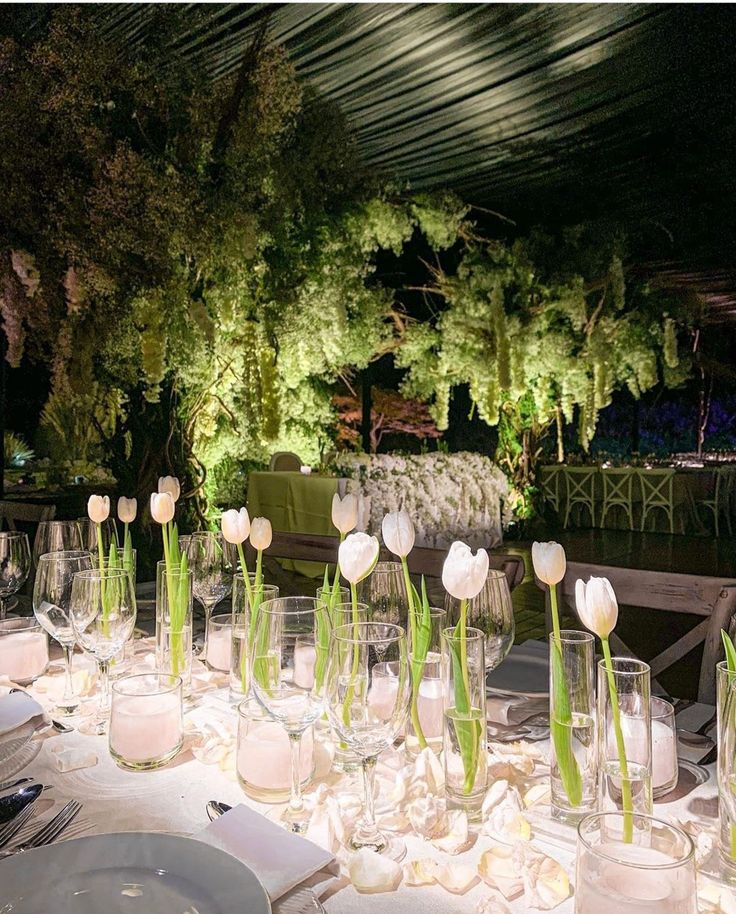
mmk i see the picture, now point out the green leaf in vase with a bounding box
[448,634,481,795]
[550,636,582,807]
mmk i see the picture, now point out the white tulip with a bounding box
[575,576,619,639]
[531,541,566,587]
[250,517,273,551]
[158,475,181,503]
[117,496,137,524]
[331,493,358,535]
[382,509,415,558]
[87,494,110,524]
[150,492,175,525]
[442,541,489,601]
[221,507,251,545]
[338,532,380,585]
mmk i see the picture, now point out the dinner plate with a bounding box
[0,832,272,914]
[486,641,549,697]
[0,719,35,767]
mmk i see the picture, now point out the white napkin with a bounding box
[0,690,45,736]
[198,804,338,901]
[487,694,548,726]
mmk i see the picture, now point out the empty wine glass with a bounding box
[185,531,233,665]
[251,597,330,834]
[70,567,136,734]
[0,532,31,619]
[357,562,408,626]
[77,517,118,556]
[33,521,84,568]
[445,568,514,670]
[33,550,93,715]
[326,621,410,859]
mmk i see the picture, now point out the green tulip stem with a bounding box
[95,522,109,634]
[601,636,633,843]
[342,583,361,727]
[401,555,427,750]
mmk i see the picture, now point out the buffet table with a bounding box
[4,642,729,914]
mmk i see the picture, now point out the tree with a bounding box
[334,388,442,452]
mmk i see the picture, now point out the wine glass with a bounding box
[76,517,119,556]
[357,562,408,626]
[326,621,410,859]
[445,568,514,670]
[251,597,330,834]
[33,550,93,715]
[185,531,233,666]
[0,532,31,619]
[33,521,84,568]
[70,567,136,734]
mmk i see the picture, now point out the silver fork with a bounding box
[0,804,35,848]
[0,800,82,858]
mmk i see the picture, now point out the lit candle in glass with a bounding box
[0,618,48,684]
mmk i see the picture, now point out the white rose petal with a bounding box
[348,848,402,894]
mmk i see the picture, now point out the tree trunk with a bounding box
[555,405,564,464]
[361,368,372,453]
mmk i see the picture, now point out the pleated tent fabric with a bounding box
[8,2,736,314]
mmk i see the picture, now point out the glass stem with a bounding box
[288,732,304,813]
[98,659,111,713]
[62,644,76,703]
[360,755,379,836]
[202,603,213,660]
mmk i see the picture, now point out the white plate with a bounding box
[486,642,549,697]
[0,832,272,914]
[0,718,35,766]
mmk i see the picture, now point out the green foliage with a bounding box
[4,431,34,467]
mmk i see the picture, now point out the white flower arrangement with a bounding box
[335,451,511,549]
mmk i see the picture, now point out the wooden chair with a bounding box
[269,452,302,472]
[539,465,564,519]
[0,500,55,533]
[599,467,635,530]
[699,467,736,537]
[563,467,598,528]
[637,468,675,534]
[537,559,736,703]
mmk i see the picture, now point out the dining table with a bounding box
[1,636,730,914]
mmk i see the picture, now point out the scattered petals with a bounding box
[348,848,402,894]
[523,783,551,808]
[515,843,570,910]
[699,881,736,914]
[476,896,514,914]
[408,795,447,838]
[432,809,474,855]
[478,846,523,899]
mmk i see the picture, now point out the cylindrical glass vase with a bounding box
[236,695,315,802]
[441,626,487,816]
[155,561,193,689]
[549,630,597,824]
[597,657,652,818]
[109,673,183,770]
[0,617,49,685]
[405,606,446,759]
[206,613,232,673]
[228,578,279,702]
[717,660,736,872]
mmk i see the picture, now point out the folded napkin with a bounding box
[199,804,338,901]
[487,694,548,727]
[0,689,45,736]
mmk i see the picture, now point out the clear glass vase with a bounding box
[441,626,487,816]
[597,657,652,818]
[405,606,446,759]
[717,660,736,873]
[155,561,193,689]
[549,630,597,824]
[227,577,279,703]
[109,673,183,770]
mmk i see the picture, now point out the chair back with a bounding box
[0,500,56,534]
[637,468,674,506]
[269,452,302,472]
[539,465,563,514]
[600,467,634,502]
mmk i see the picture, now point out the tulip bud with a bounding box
[441,541,489,601]
[221,507,250,545]
[87,494,110,524]
[158,475,181,503]
[331,493,358,535]
[531,541,566,587]
[575,576,619,639]
[150,492,175,525]
[250,517,272,552]
[382,509,415,558]
[338,532,380,585]
[117,496,137,524]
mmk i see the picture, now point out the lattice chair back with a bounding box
[700,467,736,537]
[637,468,675,534]
[599,467,635,530]
[563,466,598,528]
[269,452,302,472]
[539,465,564,518]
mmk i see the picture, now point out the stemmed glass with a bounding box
[33,521,84,567]
[445,568,515,670]
[357,562,408,626]
[251,597,330,834]
[185,531,233,665]
[326,621,410,859]
[77,517,118,556]
[33,550,93,715]
[0,531,31,619]
[70,567,136,734]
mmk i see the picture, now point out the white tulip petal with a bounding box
[221,507,250,545]
[531,541,566,587]
[478,846,524,899]
[407,795,447,839]
[523,783,551,808]
[410,746,445,796]
[348,848,402,894]
[434,863,478,895]
[382,509,415,558]
[442,541,489,600]
[482,778,510,816]
[698,881,736,914]
[403,859,439,887]
[249,517,272,551]
[482,789,531,843]
[431,809,473,855]
[338,532,380,584]
[87,494,110,523]
[332,493,359,535]
[158,475,181,502]
[514,843,570,910]
[575,575,618,639]
[117,496,137,524]
[149,492,175,525]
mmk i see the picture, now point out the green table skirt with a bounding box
[247,471,338,578]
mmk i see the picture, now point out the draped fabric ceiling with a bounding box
[15,3,736,318]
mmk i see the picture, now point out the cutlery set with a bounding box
[0,778,83,858]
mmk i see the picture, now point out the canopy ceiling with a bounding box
[10,3,736,318]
